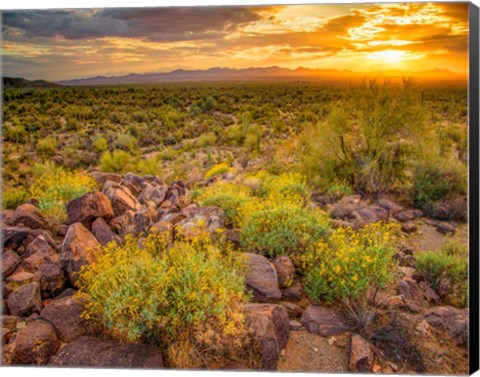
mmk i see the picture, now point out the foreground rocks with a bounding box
[425,306,468,346]
[14,319,59,365]
[66,191,114,225]
[301,305,350,337]
[245,253,282,302]
[349,334,374,372]
[50,336,164,368]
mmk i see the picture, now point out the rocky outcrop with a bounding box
[66,191,114,225]
[102,181,141,216]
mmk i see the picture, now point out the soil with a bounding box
[407,220,468,253]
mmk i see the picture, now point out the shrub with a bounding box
[115,134,138,152]
[196,132,217,148]
[324,180,353,202]
[37,137,58,156]
[99,149,133,174]
[76,229,250,368]
[3,123,27,143]
[304,222,399,303]
[93,137,108,153]
[240,206,329,261]
[415,239,467,308]
[202,194,247,228]
[204,163,231,180]
[2,186,29,209]
[29,167,97,226]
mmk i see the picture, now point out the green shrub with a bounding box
[415,240,467,308]
[240,206,329,261]
[99,149,133,174]
[325,181,354,201]
[115,134,138,152]
[77,229,249,368]
[3,123,27,143]
[2,186,29,209]
[93,137,108,153]
[304,222,399,303]
[37,137,58,156]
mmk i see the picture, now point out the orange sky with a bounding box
[1,2,469,80]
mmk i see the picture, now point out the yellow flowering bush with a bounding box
[76,227,250,367]
[304,222,400,303]
[29,167,97,225]
[204,162,231,180]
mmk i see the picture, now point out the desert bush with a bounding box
[115,134,138,152]
[3,123,27,143]
[324,180,353,202]
[196,132,217,148]
[76,229,249,368]
[37,136,58,156]
[99,149,134,174]
[29,167,97,225]
[415,239,467,308]
[93,136,108,153]
[304,222,399,303]
[204,163,231,180]
[2,186,29,209]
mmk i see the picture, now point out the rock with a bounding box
[402,222,417,234]
[60,223,99,286]
[92,217,121,245]
[34,263,65,298]
[7,271,35,285]
[431,198,467,222]
[289,320,303,331]
[11,203,49,230]
[25,234,57,258]
[245,253,281,302]
[178,205,225,233]
[102,180,141,216]
[13,319,59,365]
[396,280,426,312]
[279,301,303,318]
[331,219,357,229]
[2,209,15,226]
[149,221,174,240]
[272,256,295,288]
[301,305,350,337]
[243,303,290,370]
[226,229,241,247]
[40,295,87,342]
[435,222,456,235]
[50,336,164,368]
[377,198,404,215]
[414,320,432,337]
[66,191,114,225]
[22,244,60,271]
[2,250,21,277]
[281,281,303,302]
[2,226,56,251]
[159,212,186,225]
[133,206,156,235]
[330,202,359,221]
[425,306,468,346]
[91,171,122,185]
[394,210,418,223]
[349,334,373,372]
[109,210,136,237]
[138,184,168,207]
[7,282,42,316]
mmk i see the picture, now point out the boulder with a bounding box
[138,184,168,207]
[301,305,350,337]
[25,235,57,258]
[2,226,56,251]
[133,206,156,235]
[22,245,60,271]
[394,210,419,223]
[245,253,282,302]
[272,256,295,288]
[7,282,42,316]
[280,281,303,302]
[40,295,87,342]
[13,319,59,365]
[102,180,141,216]
[7,271,35,285]
[66,191,114,225]
[50,336,164,368]
[91,171,122,185]
[377,198,404,215]
[349,334,374,372]
[1,209,15,226]
[109,210,136,237]
[91,217,121,245]
[243,303,290,370]
[60,223,99,286]
[34,263,66,298]
[11,203,48,230]
[2,250,21,277]
[425,306,468,346]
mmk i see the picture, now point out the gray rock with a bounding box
[7,282,42,316]
[301,305,350,336]
[245,253,282,302]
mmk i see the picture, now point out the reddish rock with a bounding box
[2,250,21,277]
[138,184,168,207]
[402,222,417,234]
[60,223,99,286]
[289,320,303,331]
[301,305,350,336]
[91,171,122,185]
[40,295,87,342]
[280,281,303,302]
[25,235,57,258]
[34,263,65,298]
[102,180,141,216]
[272,256,295,288]
[2,226,56,251]
[278,301,303,318]
[7,271,35,285]
[245,253,282,302]
[425,306,468,346]
[2,209,15,226]
[50,336,164,368]
[133,206,156,235]
[109,210,136,237]
[243,303,290,370]
[13,319,59,365]
[22,245,60,271]
[11,203,49,230]
[435,222,456,235]
[66,191,114,225]
[91,217,121,245]
[7,282,42,316]
[377,198,404,215]
[349,334,374,372]
[394,210,419,223]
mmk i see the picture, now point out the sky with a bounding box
[1,1,470,81]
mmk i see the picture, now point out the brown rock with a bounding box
[377,198,404,215]
[11,203,49,230]
[281,281,303,302]
[289,320,303,331]
[22,245,60,271]
[138,184,168,207]
[2,226,56,251]
[178,205,225,233]
[2,250,21,277]
[13,319,59,365]
[394,210,418,223]
[279,301,303,318]
[25,234,57,258]
[109,210,136,237]
[402,222,417,234]
[34,263,65,298]
[102,180,141,216]
[50,336,164,368]
[7,282,42,316]
[243,303,290,370]
[245,253,281,302]
[425,306,468,346]
[301,305,350,336]
[349,334,373,372]
[40,295,87,342]
[66,191,114,225]
[272,256,295,288]
[92,217,121,245]
[60,223,99,286]
[91,171,122,185]
[7,271,35,285]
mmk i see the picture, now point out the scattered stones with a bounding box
[2,250,21,277]
[243,303,290,370]
[301,305,350,337]
[349,334,373,372]
[60,223,100,286]
[245,253,282,302]
[40,295,87,342]
[66,191,114,225]
[7,282,42,317]
[91,217,121,245]
[425,306,468,346]
[11,203,49,230]
[50,336,164,368]
[13,319,59,365]
[272,256,295,288]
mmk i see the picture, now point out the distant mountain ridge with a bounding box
[3,77,62,88]
[56,66,467,86]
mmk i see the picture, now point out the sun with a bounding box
[367,50,407,64]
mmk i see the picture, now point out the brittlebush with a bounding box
[304,222,400,303]
[76,227,250,368]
